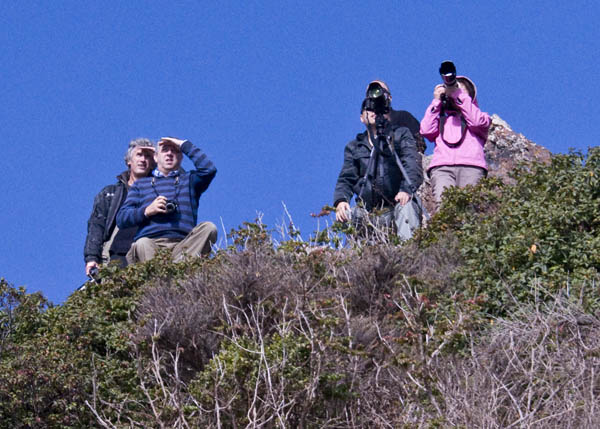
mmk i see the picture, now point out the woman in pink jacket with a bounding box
[420,75,491,211]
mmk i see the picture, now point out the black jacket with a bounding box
[390,109,426,153]
[333,126,423,211]
[83,172,129,263]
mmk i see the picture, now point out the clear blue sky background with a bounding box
[1,2,598,304]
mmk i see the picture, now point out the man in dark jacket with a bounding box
[84,138,155,276]
[116,137,217,263]
[334,82,423,238]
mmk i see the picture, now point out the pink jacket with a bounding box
[420,86,490,173]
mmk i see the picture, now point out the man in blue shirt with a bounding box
[116,137,217,263]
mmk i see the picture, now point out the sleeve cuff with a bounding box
[136,206,148,223]
[429,99,442,112]
[181,140,193,153]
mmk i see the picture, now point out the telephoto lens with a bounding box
[439,61,457,87]
[367,84,385,99]
[364,82,390,115]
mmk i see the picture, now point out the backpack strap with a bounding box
[358,133,397,209]
[387,131,431,221]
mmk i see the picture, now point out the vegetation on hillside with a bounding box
[2,149,600,428]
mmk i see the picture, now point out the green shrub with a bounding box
[421,148,600,315]
[4,149,600,426]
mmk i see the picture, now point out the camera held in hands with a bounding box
[363,82,391,116]
[165,199,179,214]
[439,60,457,111]
[89,266,99,279]
[439,61,457,87]
[363,82,392,138]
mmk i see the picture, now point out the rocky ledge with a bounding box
[418,114,552,215]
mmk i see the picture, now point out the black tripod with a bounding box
[358,111,429,221]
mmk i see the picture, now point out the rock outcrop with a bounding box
[418,114,552,215]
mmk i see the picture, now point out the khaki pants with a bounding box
[101,226,121,264]
[431,165,485,211]
[126,222,218,264]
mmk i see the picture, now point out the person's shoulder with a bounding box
[390,109,420,130]
[390,109,418,122]
[91,182,120,207]
[97,171,130,193]
[96,182,119,196]
[393,126,419,152]
[392,125,413,138]
[130,176,153,190]
[134,176,153,184]
[346,131,367,148]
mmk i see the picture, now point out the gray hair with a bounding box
[124,138,154,166]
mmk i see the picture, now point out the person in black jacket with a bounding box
[333,82,423,238]
[83,138,155,276]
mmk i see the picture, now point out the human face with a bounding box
[154,143,183,174]
[128,147,154,178]
[360,109,391,127]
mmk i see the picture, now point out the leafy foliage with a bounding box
[421,148,600,315]
[0,253,206,427]
[2,149,600,427]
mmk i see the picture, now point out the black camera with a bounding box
[165,200,179,214]
[363,82,390,116]
[89,266,99,279]
[439,61,457,87]
[439,61,458,111]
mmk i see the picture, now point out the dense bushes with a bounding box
[0,255,206,427]
[2,149,600,427]
[85,234,478,427]
[423,148,600,316]
[435,296,600,428]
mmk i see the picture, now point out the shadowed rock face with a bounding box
[418,114,553,215]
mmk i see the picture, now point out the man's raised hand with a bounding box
[159,137,185,147]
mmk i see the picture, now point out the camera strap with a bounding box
[386,133,431,222]
[439,113,467,147]
[357,134,396,209]
[151,175,181,203]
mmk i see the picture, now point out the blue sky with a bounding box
[1,1,598,304]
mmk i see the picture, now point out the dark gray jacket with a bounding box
[390,109,426,153]
[83,172,129,263]
[333,126,423,211]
